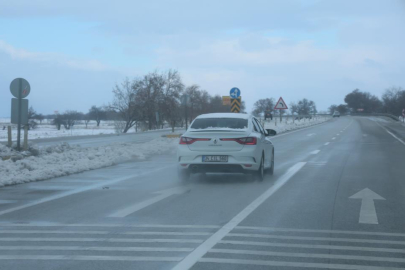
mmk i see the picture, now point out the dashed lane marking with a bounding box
[324,142,330,146]
[310,150,320,155]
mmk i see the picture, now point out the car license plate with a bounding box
[202,155,228,162]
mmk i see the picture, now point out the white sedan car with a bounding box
[177,113,276,181]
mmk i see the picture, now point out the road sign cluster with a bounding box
[229,88,241,113]
[9,78,31,151]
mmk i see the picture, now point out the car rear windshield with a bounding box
[190,118,248,130]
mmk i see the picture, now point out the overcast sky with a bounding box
[1,0,405,117]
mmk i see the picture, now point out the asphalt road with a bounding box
[1,116,405,270]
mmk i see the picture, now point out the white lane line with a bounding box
[310,150,320,155]
[109,187,188,218]
[332,137,336,140]
[0,224,220,229]
[0,246,193,252]
[370,119,405,146]
[0,255,182,262]
[172,162,306,270]
[324,142,330,146]
[386,130,405,146]
[337,134,340,136]
[226,233,405,245]
[0,230,210,236]
[235,226,405,237]
[199,258,404,270]
[220,240,405,254]
[0,238,203,243]
[0,165,174,217]
[209,249,405,263]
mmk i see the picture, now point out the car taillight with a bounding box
[220,137,257,145]
[179,137,210,144]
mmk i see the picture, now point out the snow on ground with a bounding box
[262,115,331,134]
[0,115,332,188]
[0,137,178,187]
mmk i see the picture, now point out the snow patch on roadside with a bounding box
[0,138,178,187]
[263,116,331,134]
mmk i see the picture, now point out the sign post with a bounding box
[402,109,405,123]
[274,97,288,122]
[230,88,241,113]
[10,78,30,151]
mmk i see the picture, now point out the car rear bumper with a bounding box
[180,164,251,174]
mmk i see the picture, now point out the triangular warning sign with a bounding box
[274,97,288,110]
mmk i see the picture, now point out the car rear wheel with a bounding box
[268,151,274,175]
[256,156,265,181]
[178,168,190,181]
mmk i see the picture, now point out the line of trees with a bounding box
[252,98,317,117]
[109,70,246,133]
[329,87,405,116]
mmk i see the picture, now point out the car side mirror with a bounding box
[266,129,277,136]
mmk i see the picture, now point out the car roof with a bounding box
[195,113,251,120]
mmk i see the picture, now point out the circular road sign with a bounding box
[230,87,241,98]
[10,78,31,99]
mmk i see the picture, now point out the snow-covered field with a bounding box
[262,115,331,134]
[0,137,178,187]
[0,119,137,141]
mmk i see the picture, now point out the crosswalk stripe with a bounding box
[199,258,405,270]
[219,240,405,254]
[209,248,405,263]
[0,246,193,252]
[235,226,405,237]
[0,223,220,229]
[227,233,405,245]
[0,230,210,236]
[0,255,182,262]
[0,237,203,243]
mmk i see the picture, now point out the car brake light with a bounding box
[220,137,257,145]
[179,137,210,144]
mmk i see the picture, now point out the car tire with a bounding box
[256,155,265,181]
[268,150,274,176]
[178,168,190,181]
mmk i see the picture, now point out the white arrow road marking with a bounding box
[307,133,316,137]
[350,188,385,224]
[110,187,189,218]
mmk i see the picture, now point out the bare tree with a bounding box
[160,70,184,132]
[109,78,140,133]
[88,106,106,127]
[252,98,275,117]
[61,111,82,130]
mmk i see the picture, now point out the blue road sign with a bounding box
[230,87,241,98]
